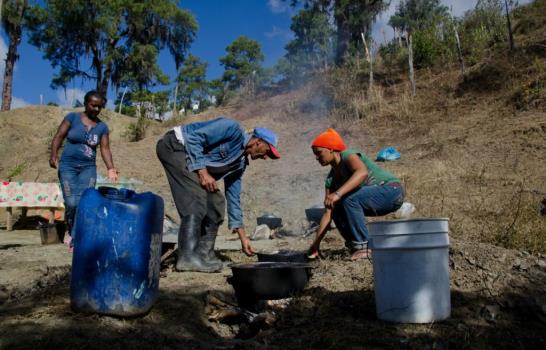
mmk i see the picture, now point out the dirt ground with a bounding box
[1,227,546,350]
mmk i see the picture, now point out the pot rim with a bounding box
[257,249,306,256]
[229,262,312,269]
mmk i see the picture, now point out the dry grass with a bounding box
[319,25,546,253]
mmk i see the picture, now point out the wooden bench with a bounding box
[1,182,64,231]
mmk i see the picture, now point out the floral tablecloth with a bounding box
[0,181,64,208]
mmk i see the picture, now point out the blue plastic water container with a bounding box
[70,186,164,317]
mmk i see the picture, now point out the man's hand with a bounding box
[197,168,218,192]
[234,228,255,256]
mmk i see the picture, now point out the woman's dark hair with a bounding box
[84,90,106,105]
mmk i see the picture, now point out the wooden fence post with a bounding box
[361,32,374,95]
[453,21,465,75]
[406,31,416,96]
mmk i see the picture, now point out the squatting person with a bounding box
[308,128,404,260]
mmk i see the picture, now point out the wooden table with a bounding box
[0,182,64,230]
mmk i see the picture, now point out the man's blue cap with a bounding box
[253,127,280,159]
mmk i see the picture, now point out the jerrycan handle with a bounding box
[98,186,135,201]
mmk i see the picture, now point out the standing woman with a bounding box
[49,90,118,247]
[308,128,404,260]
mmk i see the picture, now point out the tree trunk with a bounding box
[406,31,416,96]
[503,0,515,51]
[334,0,350,66]
[2,0,27,111]
[98,63,112,98]
[394,27,403,48]
[361,32,373,95]
[172,84,178,117]
[118,86,128,114]
[2,32,19,111]
[101,68,112,98]
[452,20,465,75]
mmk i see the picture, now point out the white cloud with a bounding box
[57,88,86,108]
[268,0,291,14]
[265,25,293,40]
[10,96,31,109]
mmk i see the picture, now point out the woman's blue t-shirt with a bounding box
[60,112,109,166]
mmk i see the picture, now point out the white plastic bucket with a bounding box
[369,218,450,323]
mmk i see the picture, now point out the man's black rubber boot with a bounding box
[176,215,222,273]
[196,221,224,270]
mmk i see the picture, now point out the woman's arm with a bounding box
[308,188,334,258]
[100,133,118,182]
[49,119,71,169]
[324,154,368,209]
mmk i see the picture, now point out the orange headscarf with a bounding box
[311,128,347,151]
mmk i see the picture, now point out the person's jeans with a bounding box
[332,184,404,251]
[58,163,97,239]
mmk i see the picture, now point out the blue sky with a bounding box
[0,0,531,109]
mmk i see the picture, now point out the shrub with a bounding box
[6,162,27,181]
[123,116,150,142]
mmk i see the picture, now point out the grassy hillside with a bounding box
[0,0,544,254]
[319,0,546,253]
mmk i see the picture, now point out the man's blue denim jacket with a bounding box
[182,117,250,229]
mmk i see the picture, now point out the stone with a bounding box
[250,224,271,241]
[481,304,501,322]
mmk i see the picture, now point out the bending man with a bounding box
[157,117,280,272]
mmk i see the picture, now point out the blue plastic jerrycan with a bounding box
[70,187,164,317]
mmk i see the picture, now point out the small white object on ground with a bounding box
[394,202,416,219]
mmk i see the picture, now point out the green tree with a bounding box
[388,0,451,70]
[459,0,506,64]
[116,89,170,119]
[388,0,448,33]
[293,0,390,64]
[26,0,197,97]
[1,0,28,111]
[220,36,264,91]
[207,78,227,106]
[116,44,169,91]
[175,54,208,113]
[280,8,334,83]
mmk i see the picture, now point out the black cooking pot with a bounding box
[257,249,309,263]
[305,206,325,224]
[256,214,282,229]
[228,262,312,306]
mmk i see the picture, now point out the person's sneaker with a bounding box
[350,249,371,261]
